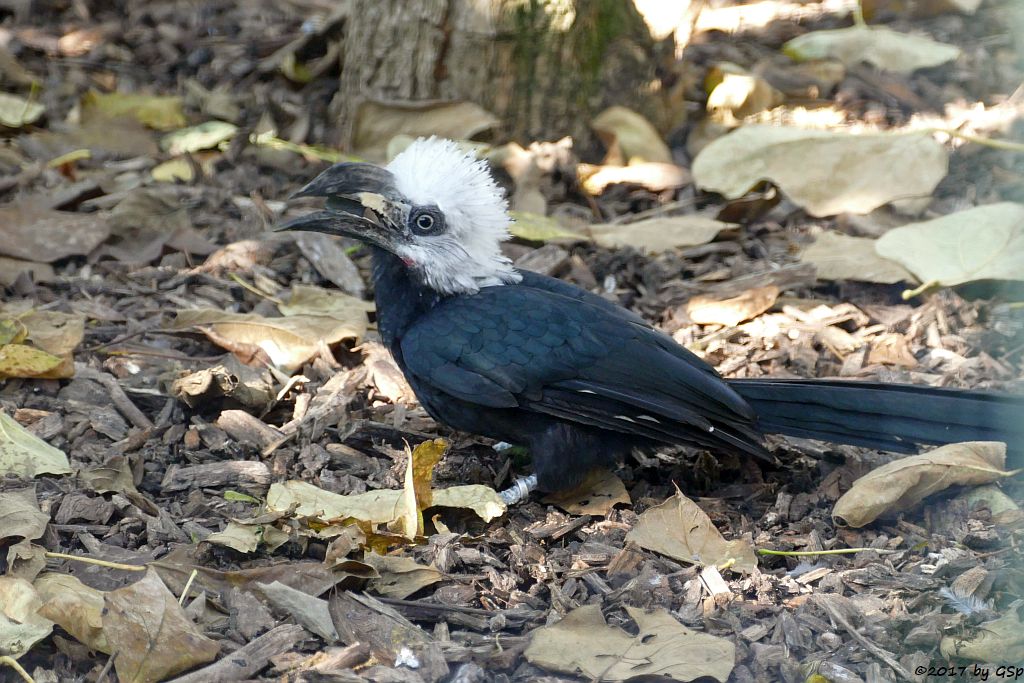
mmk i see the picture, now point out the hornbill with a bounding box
[280,137,1023,503]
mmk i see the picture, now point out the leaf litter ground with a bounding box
[0,1,1023,682]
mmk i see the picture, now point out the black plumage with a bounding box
[280,147,1024,494]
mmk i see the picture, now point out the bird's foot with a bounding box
[498,474,537,505]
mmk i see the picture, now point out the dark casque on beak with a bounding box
[277,162,408,251]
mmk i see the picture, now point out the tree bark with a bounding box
[333,0,677,151]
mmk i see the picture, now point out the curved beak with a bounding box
[277,162,408,251]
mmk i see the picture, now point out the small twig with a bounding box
[45,551,147,572]
[758,547,897,557]
[73,363,154,430]
[179,569,199,606]
[814,594,915,680]
[901,279,940,301]
[929,127,1024,153]
[0,656,34,683]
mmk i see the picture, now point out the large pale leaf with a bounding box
[785,26,960,74]
[0,577,52,659]
[171,307,367,373]
[278,283,375,319]
[874,203,1024,286]
[0,412,72,477]
[940,610,1024,665]
[525,604,734,682]
[509,211,585,243]
[800,232,914,284]
[833,442,1014,528]
[625,489,757,572]
[267,480,505,524]
[590,215,735,253]
[364,553,443,599]
[693,125,947,217]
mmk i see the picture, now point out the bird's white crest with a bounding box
[386,137,521,295]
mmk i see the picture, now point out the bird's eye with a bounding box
[409,207,444,236]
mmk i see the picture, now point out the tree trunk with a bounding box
[333,0,680,153]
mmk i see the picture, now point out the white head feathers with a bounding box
[386,137,521,295]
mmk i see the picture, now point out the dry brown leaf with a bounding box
[543,469,630,516]
[589,215,735,253]
[0,256,54,286]
[81,90,186,130]
[0,200,110,262]
[278,283,375,319]
[592,105,672,164]
[800,232,914,284]
[693,126,947,217]
[364,553,443,599]
[170,356,276,411]
[687,286,779,326]
[580,162,690,194]
[102,568,220,683]
[625,489,757,573]
[525,604,735,682]
[833,442,1014,528]
[352,100,498,162]
[35,572,109,653]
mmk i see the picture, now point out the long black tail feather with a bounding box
[727,378,1024,458]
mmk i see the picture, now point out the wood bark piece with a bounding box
[216,409,284,450]
[167,624,307,683]
[161,461,271,493]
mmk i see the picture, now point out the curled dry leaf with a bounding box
[0,412,72,477]
[705,63,784,123]
[590,215,735,253]
[686,285,779,327]
[205,521,290,554]
[525,604,735,682]
[800,231,914,284]
[103,569,220,682]
[833,442,1014,528]
[35,572,109,653]
[591,105,673,164]
[170,356,277,411]
[0,487,49,545]
[543,469,630,516]
[784,26,960,74]
[693,125,948,217]
[875,203,1024,287]
[364,553,443,599]
[625,489,758,573]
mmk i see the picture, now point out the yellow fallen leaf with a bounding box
[590,215,735,253]
[0,92,44,128]
[592,105,672,164]
[687,286,779,327]
[81,90,186,130]
[543,469,630,516]
[0,344,63,379]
